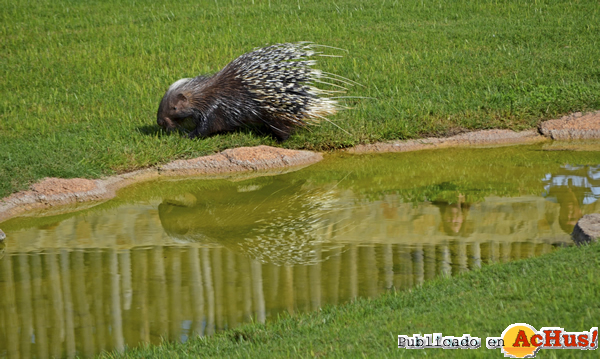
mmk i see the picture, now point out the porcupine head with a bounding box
[156,78,197,134]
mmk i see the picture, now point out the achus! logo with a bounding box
[486,323,598,358]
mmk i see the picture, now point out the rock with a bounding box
[572,214,600,245]
[0,229,5,242]
[347,129,545,153]
[539,111,600,140]
[159,145,322,176]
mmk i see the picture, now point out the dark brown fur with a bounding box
[157,65,295,141]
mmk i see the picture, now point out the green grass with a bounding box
[99,242,600,358]
[2,0,600,198]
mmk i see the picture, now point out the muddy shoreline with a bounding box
[1,111,599,223]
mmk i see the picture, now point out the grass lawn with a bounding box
[1,0,600,198]
[99,242,600,358]
[3,2,599,357]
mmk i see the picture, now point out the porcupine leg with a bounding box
[188,127,202,139]
[188,115,204,139]
[265,118,292,142]
[272,128,291,142]
[188,110,213,139]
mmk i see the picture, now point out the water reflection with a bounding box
[433,196,473,237]
[1,146,599,358]
[542,165,600,233]
[158,177,344,265]
[0,241,562,358]
[0,194,580,358]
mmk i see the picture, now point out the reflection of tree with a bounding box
[0,241,564,357]
[433,201,473,237]
[432,193,475,238]
[542,165,600,234]
[376,182,479,238]
[158,177,341,265]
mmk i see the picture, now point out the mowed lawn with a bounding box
[2,0,600,197]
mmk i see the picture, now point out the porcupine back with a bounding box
[229,43,340,126]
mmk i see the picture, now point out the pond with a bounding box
[1,144,599,358]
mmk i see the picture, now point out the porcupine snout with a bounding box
[156,95,178,130]
[157,115,177,130]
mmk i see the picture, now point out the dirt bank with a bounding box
[1,111,599,223]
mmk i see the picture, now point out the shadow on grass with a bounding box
[136,125,188,138]
[136,122,283,144]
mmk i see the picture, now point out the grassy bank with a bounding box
[99,242,600,358]
[2,0,600,197]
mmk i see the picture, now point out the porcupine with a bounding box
[156,42,349,141]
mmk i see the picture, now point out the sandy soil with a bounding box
[1,111,599,224]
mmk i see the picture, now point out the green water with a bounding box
[1,144,599,358]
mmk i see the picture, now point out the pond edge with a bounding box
[1,111,599,223]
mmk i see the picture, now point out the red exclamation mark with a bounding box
[592,330,598,348]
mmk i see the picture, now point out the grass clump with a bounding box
[2,0,600,197]
[100,242,600,358]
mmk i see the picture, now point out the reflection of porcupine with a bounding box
[157,177,344,265]
[157,43,351,141]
